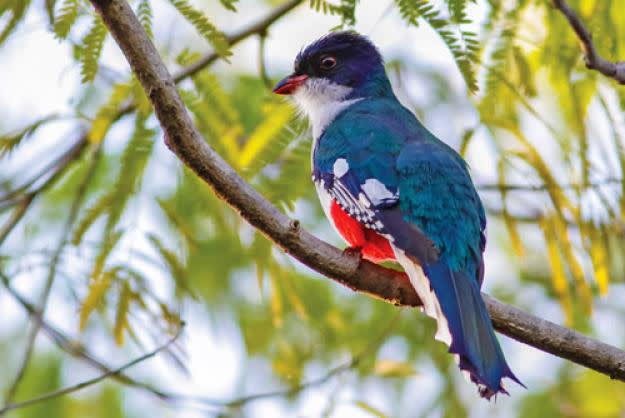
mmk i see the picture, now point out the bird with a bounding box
[272,31,522,399]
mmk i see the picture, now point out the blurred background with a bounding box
[1,0,625,417]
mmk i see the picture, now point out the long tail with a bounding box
[393,246,522,399]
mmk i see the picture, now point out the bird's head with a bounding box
[273,31,391,110]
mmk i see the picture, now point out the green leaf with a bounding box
[169,0,231,59]
[136,0,154,39]
[88,82,133,143]
[148,234,195,297]
[113,282,132,345]
[0,115,59,158]
[80,269,113,331]
[395,0,479,92]
[53,0,79,39]
[309,0,357,27]
[73,116,155,244]
[78,14,108,83]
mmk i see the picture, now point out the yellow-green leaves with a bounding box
[78,14,108,83]
[53,0,78,39]
[80,232,122,331]
[113,282,132,345]
[238,103,293,175]
[540,216,573,324]
[88,82,133,144]
[0,115,58,158]
[373,359,417,378]
[588,224,610,295]
[169,0,231,59]
[80,269,115,331]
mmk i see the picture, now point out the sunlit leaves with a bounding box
[238,103,294,176]
[168,0,231,59]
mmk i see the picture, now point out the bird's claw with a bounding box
[343,246,363,261]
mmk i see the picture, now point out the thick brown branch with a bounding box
[553,0,625,84]
[89,0,625,383]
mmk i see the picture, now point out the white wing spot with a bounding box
[362,178,397,206]
[333,158,349,178]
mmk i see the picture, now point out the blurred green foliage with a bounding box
[2,0,625,417]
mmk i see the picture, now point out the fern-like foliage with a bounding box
[136,0,154,39]
[395,0,479,92]
[309,0,358,27]
[169,0,231,59]
[78,14,108,83]
[444,0,471,23]
[53,0,79,39]
[0,0,32,45]
[73,116,155,245]
[148,234,194,297]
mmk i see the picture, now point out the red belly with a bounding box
[329,200,396,263]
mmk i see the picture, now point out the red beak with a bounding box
[273,74,308,95]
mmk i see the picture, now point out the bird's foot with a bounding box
[343,246,363,261]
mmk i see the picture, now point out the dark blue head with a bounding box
[273,31,390,99]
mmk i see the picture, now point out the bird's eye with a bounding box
[320,56,337,70]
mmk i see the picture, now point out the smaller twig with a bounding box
[257,32,273,90]
[4,143,103,404]
[0,194,34,247]
[552,0,625,84]
[225,312,399,409]
[0,136,88,210]
[0,326,183,416]
[477,177,622,192]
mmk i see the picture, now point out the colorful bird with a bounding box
[273,31,522,399]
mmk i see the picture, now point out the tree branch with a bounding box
[553,0,625,84]
[89,0,625,383]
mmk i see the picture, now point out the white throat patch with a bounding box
[292,77,361,139]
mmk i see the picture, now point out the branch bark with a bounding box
[553,0,625,84]
[89,0,625,383]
